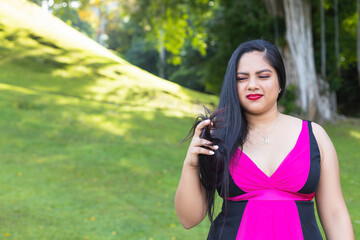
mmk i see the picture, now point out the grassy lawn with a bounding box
[323,118,360,237]
[0,2,215,239]
[0,85,211,239]
[0,1,358,239]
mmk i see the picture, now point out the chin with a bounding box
[243,108,264,115]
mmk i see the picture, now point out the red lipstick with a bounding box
[246,94,263,100]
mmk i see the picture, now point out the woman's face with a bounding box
[236,51,280,115]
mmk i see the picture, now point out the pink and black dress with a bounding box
[207,121,323,240]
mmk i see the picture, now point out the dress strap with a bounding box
[297,120,321,194]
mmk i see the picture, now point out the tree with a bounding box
[320,0,326,79]
[204,0,275,93]
[334,0,340,76]
[127,0,211,79]
[28,0,42,6]
[357,0,360,88]
[283,0,332,120]
[35,0,95,38]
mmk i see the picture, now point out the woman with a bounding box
[174,39,354,239]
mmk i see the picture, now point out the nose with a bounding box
[247,76,259,91]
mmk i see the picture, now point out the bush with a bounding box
[278,84,303,115]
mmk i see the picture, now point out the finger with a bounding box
[210,145,219,150]
[195,138,213,147]
[200,144,219,150]
[194,119,211,137]
[194,146,215,155]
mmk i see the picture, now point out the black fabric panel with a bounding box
[298,121,321,194]
[295,201,323,239]
[217,170,247,198]
[228,172,247,197]
[207,200,248,240]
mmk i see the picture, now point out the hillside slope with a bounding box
[0,0,218,116]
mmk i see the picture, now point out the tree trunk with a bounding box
[283,0,332,121]
[274,7,279,46]
[158,30,167,79]
[320,0,326,79]
[357,0,360,88]
[334,0,340,76]
[41,0,50,12]
[95,5,106,46]
[332,0,339,113]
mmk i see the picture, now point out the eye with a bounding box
[236,76,247,81]
[259,75,270,79]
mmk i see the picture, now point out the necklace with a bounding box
[250,115,279,145]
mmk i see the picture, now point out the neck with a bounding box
[245,106,280,130]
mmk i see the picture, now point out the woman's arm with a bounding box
[175,119,217,229]
[312,122,355,239]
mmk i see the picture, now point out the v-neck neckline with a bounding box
[239,121,305,179]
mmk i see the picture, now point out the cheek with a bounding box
[264,80,280,95]
[236,83,243,97]
[236,83,247,103]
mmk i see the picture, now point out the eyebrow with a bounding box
[236,69,273,75]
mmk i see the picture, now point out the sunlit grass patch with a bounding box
[349,130,360,140]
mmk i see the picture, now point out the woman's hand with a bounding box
[184,119,219,168]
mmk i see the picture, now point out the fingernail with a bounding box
[209,150,214,155]
[213,145,219,150]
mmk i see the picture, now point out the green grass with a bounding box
[0,1,358,239]
[322,118,360,237]
[0,86,212,239]
[0,1,215,239]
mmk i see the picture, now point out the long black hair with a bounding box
[184,39,287,231]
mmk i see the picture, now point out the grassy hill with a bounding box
[0,1,217,239]
[0,0,218,115]
[0,0,358,239]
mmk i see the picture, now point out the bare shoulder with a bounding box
[277,114,304,141]
[280,113,303,128]
[280,115,335,156]
[310,122,332,145]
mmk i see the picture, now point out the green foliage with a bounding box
[51,3,95,38]
[336,62,360,117]
[202,0,276,94]
[167,40,209,92]
[125,38,160,76]
[128,0,212,66]
[28,0,42,6]
[311,0,359,116]
[169,64,205,92]
[278,84,303,116]
[105,13,133,53]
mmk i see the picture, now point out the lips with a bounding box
[246,94,263,100]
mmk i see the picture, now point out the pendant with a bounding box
[263,137,270,144]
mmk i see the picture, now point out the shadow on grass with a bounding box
[0,24,218,114]
[0,27,120,90]
[0,86,202,239]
